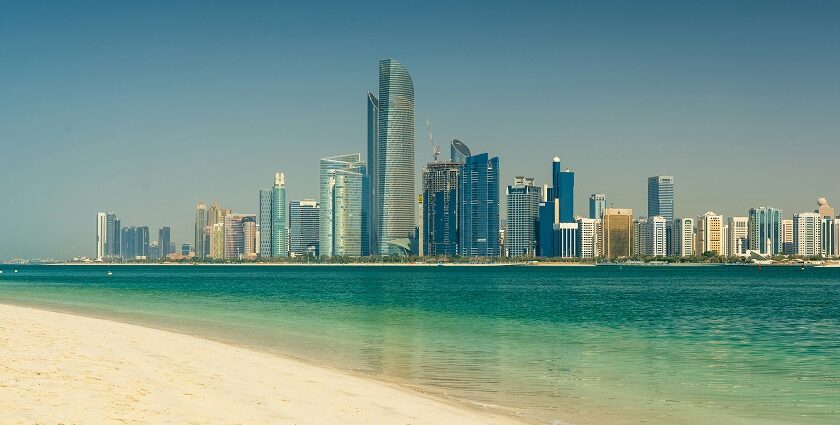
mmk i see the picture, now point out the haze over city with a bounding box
[2,1,839,259]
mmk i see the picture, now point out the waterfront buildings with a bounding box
[181,243,191,256]
[589,194,606,220]
[242,216,257,258]
[748,207,783,255]
[576,217,599,258]
[674,217,695,257]
[120,226,150,260]
[223,214,257,259]
[816,197,836,218]
[647,176,674,221]
[505,177,541,256]
[194,203,207,258]
[366,92,379,255]
[458,153,500,257]
[728,216,749,257]
[602,208,633,259]
[289,199,320,256]
[782,219,794,255]
[158,227,171,258]
[537,157,575,257]
[422,162,461,256]
[374,59,415,255]
[271,173,287,257]
[451,139,471,164]
[647,216,668,257]
[696,212,723,255]
[554,223,578,258]
[105,213,120,259]
[96,212,107,260]
[632,217,648,256]
[793,212,821,256]
[209,223,225,259]
[320,154,369,257]
[259,189,272,257]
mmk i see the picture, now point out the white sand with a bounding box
[0,304,527,424]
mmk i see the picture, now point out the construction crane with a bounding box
[425,119,440,162]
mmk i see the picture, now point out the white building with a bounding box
[793,212,822,256]
[674,217,695,257]
[576,217,599,258]
[633,217,648,256]
[728,216,749,257]
[96,212,107,261]
[647,216,668,257]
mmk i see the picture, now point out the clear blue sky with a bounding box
[1,1,839,259]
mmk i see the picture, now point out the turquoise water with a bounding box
[0,265,838,424]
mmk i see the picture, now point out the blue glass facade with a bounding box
[422,162,460,256]
[648,176,675,221]
[537,157,576,257]
[748,207,783,254]
[458,153,500,256]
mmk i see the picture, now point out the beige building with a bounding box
[602,208,633,259]
[695,212,723,255]
[728,216,749,257]
[209,223,225,259]
[817,197,836,218]
[781,219,794,254]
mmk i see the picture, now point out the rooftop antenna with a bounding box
[425,119,440,162]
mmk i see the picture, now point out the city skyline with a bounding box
[3,1,840,259]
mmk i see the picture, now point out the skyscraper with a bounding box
[320,154,369,257]
[422,162,461,256]
[242,216,257,259]
[96,212,106,260]
[271,173,287,257]
[376,59,415,255]
[366,92,380,255]
[647,216,668,257]
[458,153,500,257]
[451,139,471,164]
[728,216,749,257]
[589,194,606,220]
[748,207,783,255]
[781,219,794,254]
[674,217,695,257]
[554,223,578,258]
[576,217,599,258]
[505,177,541,256]
[224,214,256,259]
[289,199,320,256]
[259,189,272,258]
[793,212,821,256]
[194,202,207,258]
[105,213,120,259]
[632,217,648,256]
[602,208,633,259]
[158,227,171,258]
[696,212,723,255]
[647,176,674,221]
[537,157,575,256]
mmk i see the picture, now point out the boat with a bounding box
[107,271,113,276]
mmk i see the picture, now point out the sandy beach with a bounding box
[0,304,527,424]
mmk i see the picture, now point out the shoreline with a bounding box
[0,303,532,424]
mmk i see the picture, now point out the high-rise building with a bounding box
[181,243,191,257]
[105,213,120,258]
[554,223,578,258]
[589,194,606,220]
[242,216,257,259]
[832,220,840,258]
[674,217,695,257]
[259,189,272,258]
[647,176,674,221]
[205,201,224,258]
[576,217,599,258]
[647,216,668,257]
[451,139,471,164]
[271,173,287,257]
[537,157,575,256]
[119,226,149,260]
[458,153,500,257]
[781,219,794,255]
[505,177,541,256]
[223,214,257,259]
[194,202,207,258]
[422,162,461,256]
[209,223,225,259]
[633,217,649,256]
[289,199,320,256]
[96,212,107,260]
[602,208,633,259]
[816,197,836,218]
[375,59,415,255]
[696,212,723,255]
[793,212,821,257]
[728,216,749,257]
[821,218,835,258]
[366,92,380,255]
[748,207,783,255]
[158,227,171,258]
[320,154,369,257]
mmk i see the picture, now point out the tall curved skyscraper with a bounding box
[376,59,415,254]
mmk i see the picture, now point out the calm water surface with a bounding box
[0,265,838,424]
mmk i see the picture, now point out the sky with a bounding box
[1,1,839,259]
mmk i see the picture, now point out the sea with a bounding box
[0,264,838,424]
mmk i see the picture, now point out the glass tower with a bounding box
[647,176,675,221]
[194,202,206,258]
[506,177,541,256]
[271,173,287,257]
[259,189,272,257]
[289,199,320,256]
[422,162,461,256]
[589,194,606,220]
[458,153,500,257]
[748,207,783,254]
[320,154,369,257]
[376,59,415,255]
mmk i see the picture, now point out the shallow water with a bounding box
[1,265,838,424]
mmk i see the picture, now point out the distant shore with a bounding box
[0,304,528,425]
